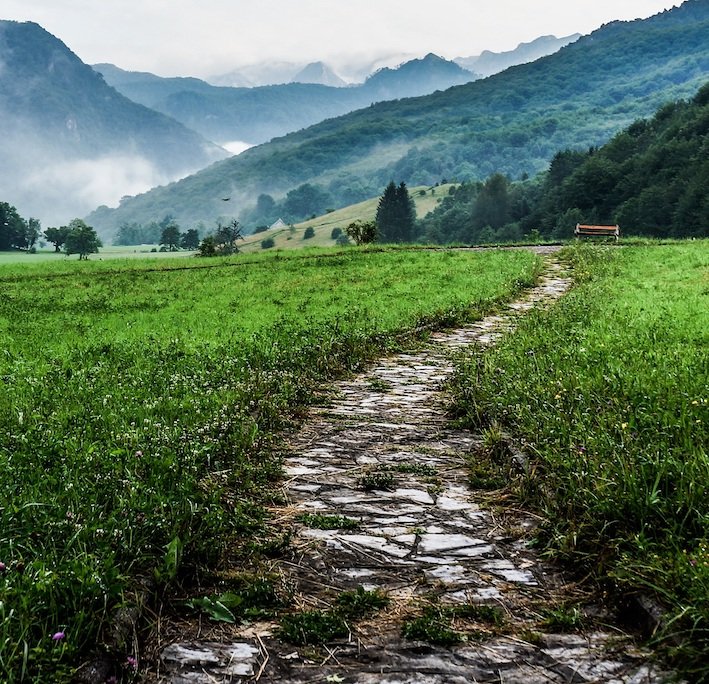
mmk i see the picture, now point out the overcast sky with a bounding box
[2,0,682,78]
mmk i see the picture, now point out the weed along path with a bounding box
[158,252,670,683]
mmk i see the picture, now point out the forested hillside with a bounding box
[419,81,709,242]
[0,21,227,224]
[88,0,709,238]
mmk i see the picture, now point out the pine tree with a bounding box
[376,181,416,243]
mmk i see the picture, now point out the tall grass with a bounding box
[0,247,539,680]
[451,242,708,678]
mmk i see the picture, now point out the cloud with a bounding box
[3,153,168,226]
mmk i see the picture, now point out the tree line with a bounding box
[0,205,102,259]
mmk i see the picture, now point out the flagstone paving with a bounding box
[158,252,673,683]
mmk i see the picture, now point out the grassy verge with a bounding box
[451,241,708,679]
[0,247,540,680]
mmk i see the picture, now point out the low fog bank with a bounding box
[1,151,170,229]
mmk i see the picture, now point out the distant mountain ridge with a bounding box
[94,38,577,150]
[88,0,709,237]
[95,54,478,145]
[0,20,227,224]
[455,34,581,76]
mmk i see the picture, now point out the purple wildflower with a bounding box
[52,631,66,641]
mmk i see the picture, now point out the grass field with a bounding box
[0,246,539,680]
[451,241,708,678]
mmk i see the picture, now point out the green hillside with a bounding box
[88,1,709,237]
[238,183,456,252]
[419,81,709,243]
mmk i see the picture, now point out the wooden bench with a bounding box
[575,223,620,240]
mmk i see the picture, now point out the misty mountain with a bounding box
[0,21,227,226]
[87,0,709,239]
[455,34,581,77]
[210,61,319,87]
[95,54,477,146]
[293,62,347,87]
[364,54,477,99]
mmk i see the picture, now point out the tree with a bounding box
[345,220,377,245]
[24,218,41,251]
[180,228,200,250]
[214,219,244,255]
[0,202,27,251]
[64,219,102,260]
[472,174,511,231]
[283,184,332,222]
[303,226,315,239]
[160,221,182,251]
[45,225,71,252]
[197,235,217,257]
[376,181,416,243]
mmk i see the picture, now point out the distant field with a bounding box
[0,245,195,264]
[239,183,457,252]
[452,241,709,676]
[0,246,538,680]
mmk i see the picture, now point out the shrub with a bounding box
[261,237,275,249]
[303,226,315,239]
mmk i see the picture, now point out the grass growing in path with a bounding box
[451,242,708,678]
[0,247,539,680]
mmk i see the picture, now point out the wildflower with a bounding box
[52,631,66,641]
[621,422,628,429]
[0,561,5,571]
[135,450,143,457]
[126,655,138,669]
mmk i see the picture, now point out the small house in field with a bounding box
[269,218,287,230]
[574,223,620,240]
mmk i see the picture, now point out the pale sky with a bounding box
[1,0,682,78]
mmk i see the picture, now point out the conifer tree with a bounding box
[376,181,416,243]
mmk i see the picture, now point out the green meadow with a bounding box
[0,247,539,680]
[451,241,708,677]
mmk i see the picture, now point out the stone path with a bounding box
[159,254,671,683]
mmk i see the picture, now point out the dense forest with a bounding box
[88,0,709,237]
[418,82,709,242]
